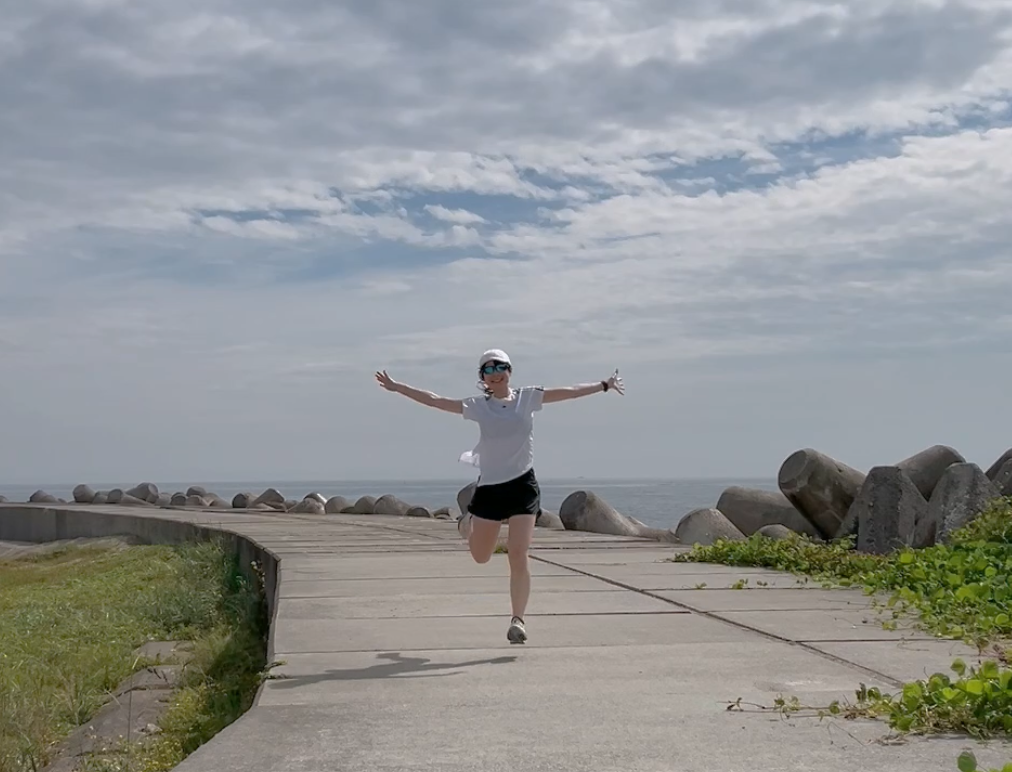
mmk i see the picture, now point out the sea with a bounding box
[0,477,780,531]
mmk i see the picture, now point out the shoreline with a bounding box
[5,443,1006,550]
[0,474,778,489]
[0,477,781,533]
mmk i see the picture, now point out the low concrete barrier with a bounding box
[0,504,280,696]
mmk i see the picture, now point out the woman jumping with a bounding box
[374,348,624,644]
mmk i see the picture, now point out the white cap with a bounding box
[479,349,511,368]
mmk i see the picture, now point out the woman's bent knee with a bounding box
[471,547,495,564]
[468,516,501,564]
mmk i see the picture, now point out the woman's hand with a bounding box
[605,369,624,395]
[542,369,626,404]
[375,370,401,392]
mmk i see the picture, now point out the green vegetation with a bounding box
[959,750,1012,772]
[672,497,1012,648]
[0,538,269,772]
[675,496,1012,748]
[755,656,1012,739]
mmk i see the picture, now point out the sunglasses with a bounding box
[480,362,510,375]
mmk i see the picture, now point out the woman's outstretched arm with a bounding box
[542,369,624,404]
[375,370,464,414]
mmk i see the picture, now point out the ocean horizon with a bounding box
[0,476,781,531]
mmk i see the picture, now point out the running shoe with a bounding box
[507,616,527,644]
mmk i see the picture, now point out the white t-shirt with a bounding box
[459,386,544,486]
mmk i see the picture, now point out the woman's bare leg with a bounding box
[462,513,501,564]
[506,514,536,627]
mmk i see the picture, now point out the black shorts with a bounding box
[467,467,542,522]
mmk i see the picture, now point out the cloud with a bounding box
[423,205,487,225]
[2,0,1012,491]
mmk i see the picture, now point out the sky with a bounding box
[2,0,1012,487]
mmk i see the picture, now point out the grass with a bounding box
[674,496,1012,752]
[0,538,269,772]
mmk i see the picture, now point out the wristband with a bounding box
[601,380,608,392]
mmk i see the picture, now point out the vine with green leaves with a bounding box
[958,750,1012,772]
[674,495,1012,762]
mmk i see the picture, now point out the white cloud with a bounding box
[424,205,487,225]
[1,0,1012,495]
[201,216,304,240]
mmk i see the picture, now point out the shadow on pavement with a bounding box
[268,652,518,686]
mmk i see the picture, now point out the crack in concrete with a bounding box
[530,553,907,689]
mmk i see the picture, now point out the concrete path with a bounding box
[7,506,1012,770]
